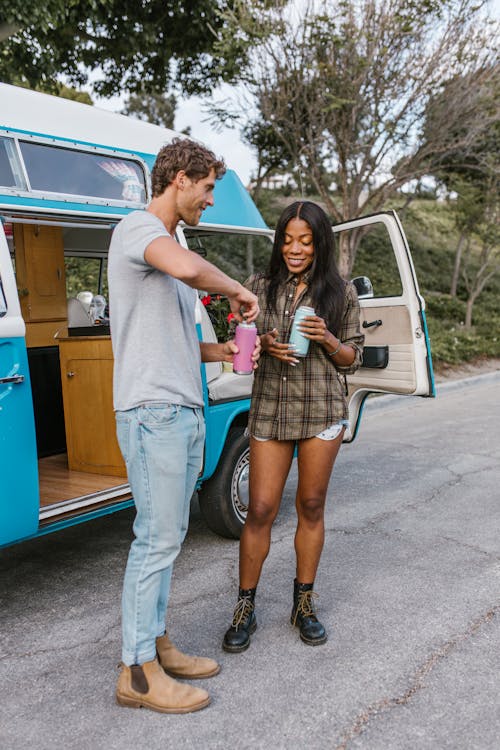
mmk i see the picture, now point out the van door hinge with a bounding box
[415,327,423,338]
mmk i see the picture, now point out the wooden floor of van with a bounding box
[38,454,128,506]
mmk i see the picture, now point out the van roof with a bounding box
[0,83,179,155]
[0,84,268,230]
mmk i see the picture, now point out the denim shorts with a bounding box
[250,419,349,442]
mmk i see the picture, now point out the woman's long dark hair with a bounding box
[266,201,346,335]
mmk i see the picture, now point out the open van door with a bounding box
[0,222,39,545]
[333,211,435,441]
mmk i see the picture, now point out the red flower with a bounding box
[201,295,212,306]
[227,312,236,322]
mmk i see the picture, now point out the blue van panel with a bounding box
[200,398,251,481]
[0,338,39,545]
[0,194,131,217]
[203,170,268,229]
[0,170,266,230]
[140,160,266,229]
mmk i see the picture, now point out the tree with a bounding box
[0,1,228,97]
[445,169,499,327]
[122,90,177,129]
[212,0,500,276]
[426,78,500,318]
[242,117,291,202]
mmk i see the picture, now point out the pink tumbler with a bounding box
[232,322,257,375]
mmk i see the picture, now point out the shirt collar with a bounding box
[285,268,313,286]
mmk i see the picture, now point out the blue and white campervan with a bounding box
[0,84,434,547]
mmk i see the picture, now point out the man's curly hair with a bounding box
[151,137,226,197]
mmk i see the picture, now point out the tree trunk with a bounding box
[337,227,364,279]
[450,232,465,297]
[464,295,475,328]
[246,235,254,276]
[337,232,352,279]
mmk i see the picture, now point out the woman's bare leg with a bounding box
[239,438,295,589]
[294,431,344,583]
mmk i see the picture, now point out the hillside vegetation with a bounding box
[255,191,500,368]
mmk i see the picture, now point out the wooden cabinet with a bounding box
[58,336,126,477]
[14,224,67,347]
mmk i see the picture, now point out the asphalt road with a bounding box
[1,373,499,750]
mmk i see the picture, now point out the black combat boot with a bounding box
[222,588,257,653]
[291,579,327,646]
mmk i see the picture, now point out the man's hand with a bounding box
[222,336,261,369]
[227,284,259,323]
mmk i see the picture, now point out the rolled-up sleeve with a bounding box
[334,282,364,374]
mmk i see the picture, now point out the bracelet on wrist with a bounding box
[329,339,342,357]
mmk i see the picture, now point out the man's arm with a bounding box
[145,235,259,322]
[200,338,261,367]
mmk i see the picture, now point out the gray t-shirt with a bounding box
[108,210,203,411]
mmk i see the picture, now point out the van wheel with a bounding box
[198,427,249,539]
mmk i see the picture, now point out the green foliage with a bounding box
[0,1,227,97]
[122,90,177,129]
[54,83,93,105]
[398,200,500,364]
[184,229,273,283]
[253,189,500,366]
[65,257,108,299]
[425,294,500,365]
[200,294,236,342]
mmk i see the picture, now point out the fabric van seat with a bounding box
[196,298,254,402]
[207,370,253,402]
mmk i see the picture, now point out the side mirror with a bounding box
[352,276,374,299]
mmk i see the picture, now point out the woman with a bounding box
[223,201,364,651]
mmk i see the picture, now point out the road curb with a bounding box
[364,369,500,415]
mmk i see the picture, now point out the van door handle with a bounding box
[0,374,25,384]
[362,319,382,329]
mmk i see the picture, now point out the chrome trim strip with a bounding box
[39,483,130,521]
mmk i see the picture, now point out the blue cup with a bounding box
[289,305,315,357]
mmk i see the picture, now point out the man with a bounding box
[108,138,260,714]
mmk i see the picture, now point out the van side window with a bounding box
[0,136,27,190]
[18,141,146,204]
[184,229,273,281]
[66,257,108,299]
[345,222,404,298]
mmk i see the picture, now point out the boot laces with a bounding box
[292,590,318,625]
[231,595,254,629]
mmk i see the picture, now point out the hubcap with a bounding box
[230,448,250,523]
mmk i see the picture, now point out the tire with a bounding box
[198,426,250,539]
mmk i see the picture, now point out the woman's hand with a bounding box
[222,336,262,370]
[261,328,299,366]
[298,315,335,347]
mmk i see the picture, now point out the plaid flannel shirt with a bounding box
[245,272,364,441]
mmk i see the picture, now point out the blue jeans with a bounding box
[115,403,205,666]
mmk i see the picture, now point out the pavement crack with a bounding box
[331,472,465,536]
[438,534,500,561]
[334,604,499,750]
[0,620,120,662]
